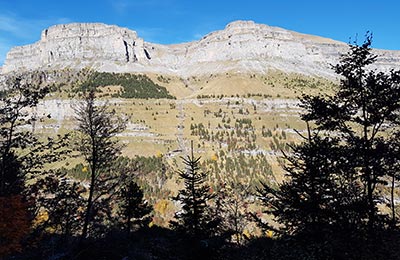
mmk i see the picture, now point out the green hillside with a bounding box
[77,72,176,99]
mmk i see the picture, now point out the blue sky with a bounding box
[0,0,399,65]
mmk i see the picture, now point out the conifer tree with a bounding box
[301,34,400,229]
[171,142,215,239]
[257,35,400,258]
[118,181,152,234]
[257,123,367,238]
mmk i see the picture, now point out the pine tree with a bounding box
[118,181,152,235]
[301,34,400,230]
[257,123,367,238]
[256,34,400,258]
[171,142,215,239]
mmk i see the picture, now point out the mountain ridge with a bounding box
[3,20,400,79]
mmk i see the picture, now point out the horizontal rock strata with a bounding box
[3,21,400,78]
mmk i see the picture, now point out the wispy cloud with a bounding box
[109,0,182,15]
[0,12,71,39]
[0,38,13,65]
[110,0,130,14]
[0,12,71,65]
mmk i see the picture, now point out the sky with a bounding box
[0,0,399,65]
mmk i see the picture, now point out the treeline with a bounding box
[255,35,400,259]
[76,72,175,99]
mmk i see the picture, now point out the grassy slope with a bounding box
[148,71,336,99]
[42,70,336,175]
[34,70,336,226]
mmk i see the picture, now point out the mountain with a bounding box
[3,20,400,78]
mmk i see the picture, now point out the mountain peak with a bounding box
[2,21,400,78]
[225,20,257,28]
[40,23,138,41]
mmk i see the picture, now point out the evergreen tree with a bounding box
[256,34,400,259]
[257,123,367,239]
[118,181,152,235]
[171,142,216,239]
[301,34,400,230]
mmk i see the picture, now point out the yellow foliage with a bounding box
[148,221,154,228]
[154,199,170,215]
[82,166,88,173]
[33,210,49,227]
[156,151,163,158]
[243,229,251,239]
[45,226,57,234]
[210,153,218,161]
[266,230,274,238]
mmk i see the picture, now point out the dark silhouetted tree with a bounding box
[74,90,126,239]
[171,142,216,239]
[257,123,367,240]
[118,180,152,235]
[0,76,69,257]
[30,173,86,238]
[386,133,400,226]
[0,77,48,196]
[301,34,400,230]
[256,34,400,259]
[216,181,252,244]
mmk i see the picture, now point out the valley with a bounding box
[31,71,333,178]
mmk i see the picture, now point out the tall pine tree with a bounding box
[301,34,400,230]
[257,34,400,259]
[171,141,216,239]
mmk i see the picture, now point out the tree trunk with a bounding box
[391,173,396,226]
[81,163,96,240]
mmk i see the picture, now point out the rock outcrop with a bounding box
[3,23,148,72]
[3,21,400,78]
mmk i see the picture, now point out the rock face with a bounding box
[3,23,148,72]
[3,21,400,78]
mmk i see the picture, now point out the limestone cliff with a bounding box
[3,21,400,78]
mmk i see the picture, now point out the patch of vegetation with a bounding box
[156,75,171,84]
[0,90,7,98]
[76,72,175,99]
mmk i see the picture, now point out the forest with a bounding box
[1,36,400,260]
[76,72,176,99]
